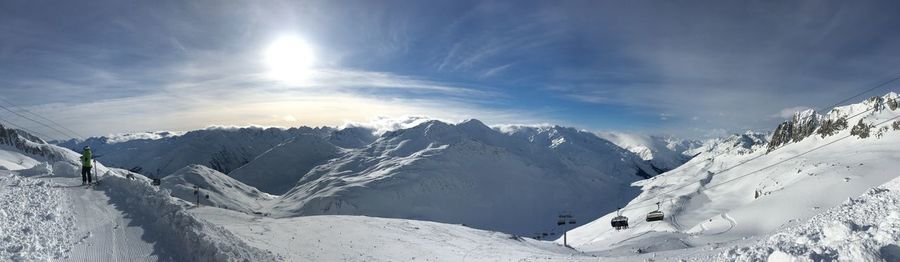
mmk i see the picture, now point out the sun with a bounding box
[264,35,316,83]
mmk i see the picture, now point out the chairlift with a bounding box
[610,208,629,230]
[559,211,575,225]
[645,202,664,222]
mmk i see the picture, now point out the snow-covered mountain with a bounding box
[55,126,341,177]
[562,92,900,260]
[54,119,667,235]
[268,120,657,235]
[162,165,275,213]
[683,131,770,158]
[596,132,702,172]
[228,134,344,194]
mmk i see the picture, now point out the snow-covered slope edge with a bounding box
[1,123,84,172]
[101,175,281,261]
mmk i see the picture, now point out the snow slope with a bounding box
[562,93,900,258]
[227,134,343,194]
[191,207,593,261]
[271,120,657,236]
[162,164,275,213]
[596,132,701,172]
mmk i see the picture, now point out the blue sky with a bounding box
[2,0,900,139]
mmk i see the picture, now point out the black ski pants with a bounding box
[82,166,92,183]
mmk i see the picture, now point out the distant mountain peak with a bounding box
[768,92,900,152]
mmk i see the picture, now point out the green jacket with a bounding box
[81,149,93,168]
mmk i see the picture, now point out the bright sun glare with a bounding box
[264,35,315,83]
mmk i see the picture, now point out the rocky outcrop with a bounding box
[816,116,849,138]
[850,119,873,138]
[893,120,900,131]
[767,109,821,152]
[767,93,899,152]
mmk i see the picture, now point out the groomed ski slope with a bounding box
[51,176,169,262]
[190,207,593,262]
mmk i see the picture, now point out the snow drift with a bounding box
[718,175,900,261]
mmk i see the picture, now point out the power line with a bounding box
[821,71,900,114]
[0,116,57,143]
[0,102,72,141]
[673,72,900,180]
[0,96,85,140]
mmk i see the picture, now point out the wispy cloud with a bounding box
[480,63,514,79]
[772,106,813,119]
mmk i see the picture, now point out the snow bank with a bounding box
[100,175,281,261]
[14,162,52,177]
[0,172,76,261]
[718,176,900,261]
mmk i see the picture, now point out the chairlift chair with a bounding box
[646,211,664,222]
[645,202,664,222]
[610,208,629,230]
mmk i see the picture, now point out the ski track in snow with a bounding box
[48,177,169,262]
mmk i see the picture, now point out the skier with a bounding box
[80,146,93,185]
